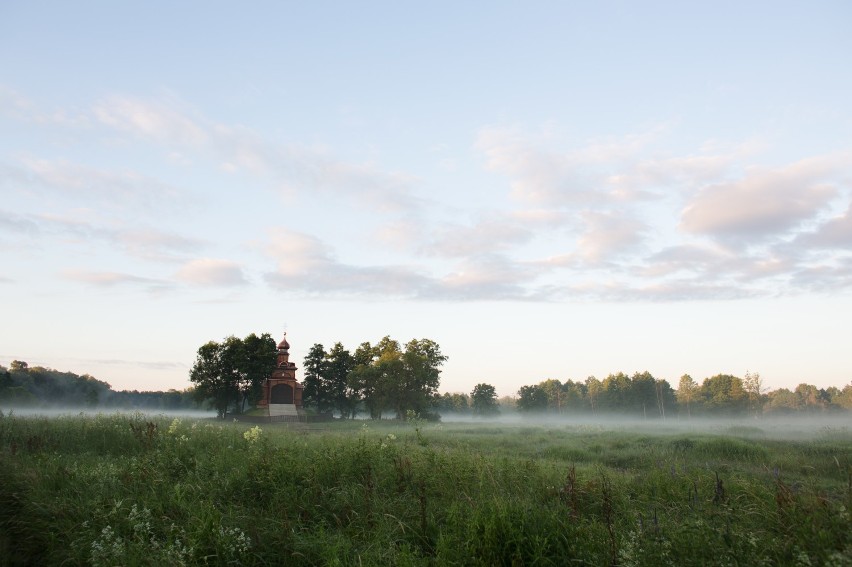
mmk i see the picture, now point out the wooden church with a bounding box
[255,333,306,421]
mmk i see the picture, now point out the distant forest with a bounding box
[437,372,852,418]
[0,360,197,410]
[3,358,850,418]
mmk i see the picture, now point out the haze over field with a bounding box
[1,2,851,395]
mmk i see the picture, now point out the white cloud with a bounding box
[794,201,852,250]
[576,211,647,263]
[425,216,535,258]
[62,270,166,287]
[175,258,247,287]
[2,158,185,213]
[475,125,680,205]
[680,155,846,243]
[91,95,423,214]
[93,95,208,146]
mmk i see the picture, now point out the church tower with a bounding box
[257,332,305,420]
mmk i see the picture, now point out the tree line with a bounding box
[493,371,852,417]
[0,360,197,410]
[302,337,446,420]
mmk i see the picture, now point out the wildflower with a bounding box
[167,418,181,435]
[243,426,262,444]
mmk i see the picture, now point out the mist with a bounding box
[434,411,851,440]
[0,405,216,420]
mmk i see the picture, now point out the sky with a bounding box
[1,1,850,396]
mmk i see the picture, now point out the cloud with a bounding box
[424,216,535,258]
[262,228,546,300]
[680,155,846,243]
[92,95,423,213]
[790,259,852,292]
[62,270,167,287]
[429,255,540,301]
[794,201,852,250]
[475,125,682,205]
[93,95,207,145]
[175,258,248,287]
[576,211,647,263]
[263,228,431,296]
[114,229,206,261]
[0,210,39,235]
[1,158,185,213]
[7,211,206,262]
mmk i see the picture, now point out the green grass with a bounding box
[1,412,850,566]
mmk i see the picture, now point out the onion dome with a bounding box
[277,333,290,350]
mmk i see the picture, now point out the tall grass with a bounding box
[1,411,850,565]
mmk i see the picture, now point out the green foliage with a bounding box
[1,414,850,565]
[470,383,499,416]
[517,384,548,412]
[188,333,277,419]
[0,362,112,407]
[307,336,446,421]
[511,372,851,419]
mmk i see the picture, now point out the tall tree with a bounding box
[677,374,699,418]
[699,374,749,415]
[399,338,446,419]
[586,376,602,414]
[239,333,277,411]
[189,333,278,418]
[351,341,380,418]
[471,383,499,416]
[743,371,765,416]
[189,341,234,419]
[302,343,331,413]
[517,384,548,412]
[327,342,357,418]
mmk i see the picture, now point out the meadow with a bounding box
[1,411,850,566]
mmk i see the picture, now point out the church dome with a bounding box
[277,333,290,350]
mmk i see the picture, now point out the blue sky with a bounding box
[1,1,850,395]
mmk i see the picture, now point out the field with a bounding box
[1,412,850,566]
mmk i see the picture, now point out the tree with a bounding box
[600,372,632,412]
[743,371,765,416]
[699,374,749,415]
[189,340,235,419]
[677,374,698,418]
[517,384,548,412]
[539,379,564,412]
[302,343,331,413]
[351,341,380,418]
[327,343,357,418]
[586,376,602,414]
[471,383,499,416]
[189,333,277,418]
[239,333,277,411]
[436,392,470,414]
[630,371,659,418]
[397,338,446,419]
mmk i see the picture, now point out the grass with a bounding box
[1,411,850,566]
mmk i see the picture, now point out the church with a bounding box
[255,333,306,421]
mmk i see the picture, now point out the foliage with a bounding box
[301,343,331,414]
[188,333,277,419]
[305,336,446,421]
[0,361,198,410]
[513,372,850,418]
[470,383,499,416]
[1,413,850,565]
[302,343,359,418]
[435,392,470,414]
